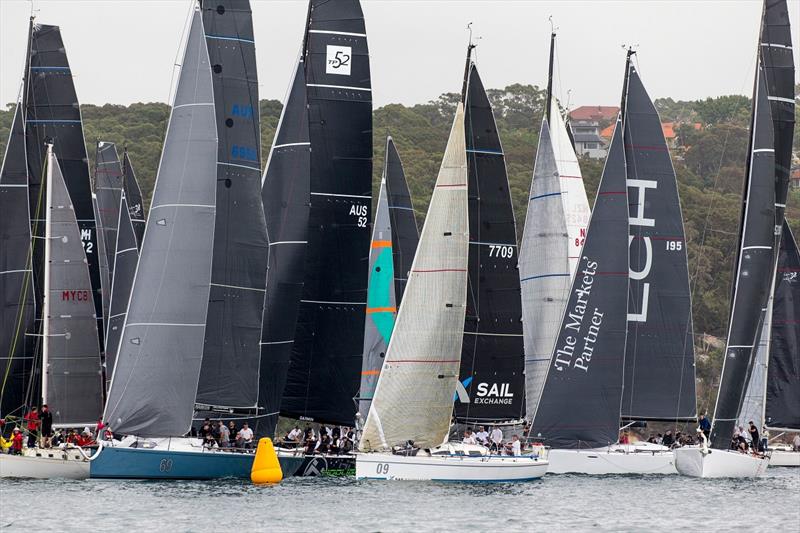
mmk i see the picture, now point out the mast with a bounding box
[360,104,468,452]
[545,30,555,124]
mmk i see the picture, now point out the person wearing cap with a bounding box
[11,428,24,455]
[24,407,39,448]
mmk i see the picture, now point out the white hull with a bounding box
[356,453,548,482]
[674,447,770,478]
[547,447,676,475]
[0,449,90,479]
[767,450,800,467]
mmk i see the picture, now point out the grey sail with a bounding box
[94,142,124,282]
[44,148,104,426]
[384,137,419,305]
[104,192,138,389]
[195,0,268,414]
[104,9,217,437]
[359,174,396,416]
[122,150,146,249]
[0,103,36,418]
[92,195,111,344]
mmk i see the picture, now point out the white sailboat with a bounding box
[356,103,547,482]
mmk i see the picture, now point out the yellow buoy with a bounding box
[250,437,283,484]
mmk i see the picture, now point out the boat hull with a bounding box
[0,449,89,479]
[295,454,356,477]
[89,446,304,479]
[547,448,677,475]
[673,447,770,478]
[769,450,800,467]
[355,453,548,482]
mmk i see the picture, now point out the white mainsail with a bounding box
[359,104,468,451]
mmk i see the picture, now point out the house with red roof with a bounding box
[569,106,620,123]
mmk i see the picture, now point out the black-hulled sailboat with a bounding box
[675,0,794,478]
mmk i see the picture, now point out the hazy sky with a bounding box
[1,0,799,109]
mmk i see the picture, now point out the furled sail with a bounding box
[521,32,590,421]
[122,150,146,249]
[104,192,138,389]
[709,62,776,450]
[254,58,311,439]
[384,137,419,305]
[43,146,104,426]
[0,103,36,418]
[359,174,396,417]
[456,62,526,423]
[765,221,799,430]
[104,9,217,437]
[531,118,629,450]
[359,104,468,451]
[281,0,372,426]
[621,57,696,421]
[23,22,103,353]
[195,0,269,414]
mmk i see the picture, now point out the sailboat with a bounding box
[531,50,693,475]
[455,54,526,426]
[520,30,591,420]
[1,143,104,479]
[674,0,794,478]
[356,103,547,482]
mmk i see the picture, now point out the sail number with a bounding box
[489,245,514,258]
[376,463,390,475]
[326,45,352,76]
[81,228,93,254]
[159,458,173,473]
[665,240,683,251]
[350,203,368,228]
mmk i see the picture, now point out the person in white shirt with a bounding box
[475,426,489,445]
[490,426,503,452]
[793,434,800,452]
[507,434,521,456]
[237,423,254,449]
[462,429,477,445]
[286,426,303,446]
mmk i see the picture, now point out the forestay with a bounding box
[104,9,217,437]
[360,105,468,451]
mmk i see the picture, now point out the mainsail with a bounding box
[710,62,776,450]
[104,192,138,389]
[360,104,468,451]
[620,56,696,421]
[0,103,36,418]
[23,21,103,354]
[104,8,217,437]
[456,62,526,423]
[384,137,419,305]
[92,195,110,340]
[521,32,590,421]
[765,222,799,430]
[195,0,269,414]
[359,173,396,417]
[531,118,629,449]
[122,150,146,249]
[43,145,104,426]
[94,142,124,282]
[256,58,311,439]
[281,0,372,426]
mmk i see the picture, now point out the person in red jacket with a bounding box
[11,428,24,455]
[24,407,40,448]
[76,430,95,448]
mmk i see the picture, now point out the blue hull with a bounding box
[90,446,304,480]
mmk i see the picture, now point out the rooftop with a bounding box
[569,105,620,122]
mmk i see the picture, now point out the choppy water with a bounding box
[1,468,798,531]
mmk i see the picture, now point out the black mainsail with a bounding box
[256,59,311,438]
[531,118,629,449]
[765,221,799,431]
[122,150,146,249]
[456,62,526,423]
[280,0,373,426]
[709,62,776,450]
[0,104,36,418]
[23,21,103,354]
[620,55,696,421]
[384,137,419,305]
[195,0,269,416]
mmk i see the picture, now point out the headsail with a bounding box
[255,58,311,439]
[43,146,104,426]
[104,9,217,437]
[94,142,124,282]
[531,117,629,450]
[122,150,146,249]
[359,173,396,417]
[456,63,526,423]
[765,221,799,430]
[195,0,269,415]
[281,0,372,426]
[360,104,468,451]
[621,56,696,421]
[0,103,36,418]
[384,137,419,305]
